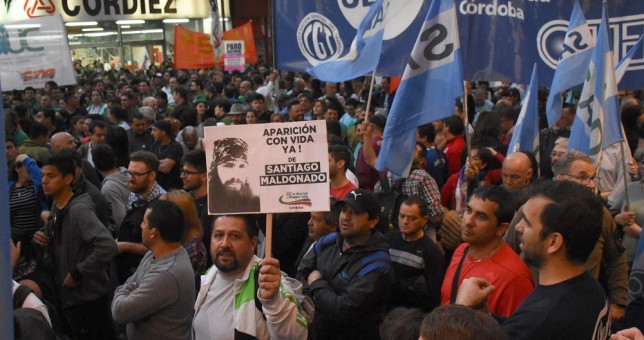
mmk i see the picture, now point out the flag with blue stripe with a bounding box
[376,0,463,178]
[508,63,539,158]
[545,1,595,127]
[0,79,14,339]
[616,35,643,85]
[568,6,622,166]
[306,0,387,82]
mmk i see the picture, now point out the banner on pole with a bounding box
[205,121,330,215]
[0,14,75,90]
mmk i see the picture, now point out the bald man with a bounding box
[502,152,533,191]
[50,132,103,189]
[50,132,77,152]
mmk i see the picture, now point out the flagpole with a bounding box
[463,81,472,157]
[365,69,377,124]
[603,0,631,209]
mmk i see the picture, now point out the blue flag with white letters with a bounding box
[568,6,622,165]
[508,63,539,158]
[616,35,643,85]
[545,1,595,127]
[306,0,387,82]
[376,0,463,178]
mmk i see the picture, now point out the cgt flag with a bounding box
[616,35,643,85]
[306,0,388,82]
[568,6,622,166]
[545,1,595,127]
[174,25,216,70]
[376,0,463,178]
[508,63,539,158]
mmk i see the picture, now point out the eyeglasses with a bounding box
[180,169,203,176]
[562,173,600,185]
[14,161,23,169]
[127,170,152,179]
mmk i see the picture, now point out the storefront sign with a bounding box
[1,0,210,23]
[0,15,76,90]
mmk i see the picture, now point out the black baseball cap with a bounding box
[336,189,381,219]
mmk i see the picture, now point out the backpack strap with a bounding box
[13,284,34,310]
[379,171,392,193]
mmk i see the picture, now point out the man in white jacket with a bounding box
[193,214,308,340]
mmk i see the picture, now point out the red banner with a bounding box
[174,24,216,70]
[173,22,258,69]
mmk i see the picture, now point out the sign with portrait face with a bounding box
[204,120,330,214]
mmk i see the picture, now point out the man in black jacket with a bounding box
[297,189,392,340]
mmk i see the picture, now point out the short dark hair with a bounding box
[89,119,107,135]
[92,144,116,172]
[420,305,507,340]
[42,151,76,179]
[442,115,464,136]
[28,123,49,139]
[129,150,159,173]
[110,106,129,122]
[379,307,424,340]
[528,180,603,264]
[182,149,207,173]
[147,200,184,243]
[470,185,515,225]
[401,196,429,217]
[328,145,352,172]
[40,109,57,124]
[417,123,436,143]
[155,91,168,100]
[174,86,188,101]
[287,99,301,112]
[213,214,258,239]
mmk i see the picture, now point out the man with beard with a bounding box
[456,181,612,339]
[208,138,260,214]
[192,215,308,339]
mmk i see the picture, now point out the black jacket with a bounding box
[297,231,392,340]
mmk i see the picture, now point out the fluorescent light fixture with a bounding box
[121,29,163,35]
[82,27,104,32]
[220,17,229,22]
[65,21,98,27]
[121,25,131,29]
[163,18,189,23]
[69,41,81,45]
[4,24,40,29]
[116,20,145,25]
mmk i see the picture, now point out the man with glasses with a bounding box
[181,149,214,262]
[506,150,628,322]
[115,151,166,284]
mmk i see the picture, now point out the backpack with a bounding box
[376,172,407,234]
[426,147,448,190]
[13,284,56,340]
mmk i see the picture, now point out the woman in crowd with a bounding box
[159,190,207,288]
[87,90,109,117]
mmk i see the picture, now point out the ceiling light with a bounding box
[65,21,98,27]
[116,20,145,25]
[163,19,189,23]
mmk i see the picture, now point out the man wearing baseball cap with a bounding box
[297,189,392,340]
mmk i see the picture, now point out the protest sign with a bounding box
[205,120,330,215]
[224,40,245,72]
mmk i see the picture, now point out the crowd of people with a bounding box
[5,62,644,339]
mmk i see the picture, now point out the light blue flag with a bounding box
[568,6,622,166]
[545,1,595,127]
[0,79,14,339]
[508,63,539,158]
[376,0,463,178]
[306,0,387,82]
[616,35,643,84]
